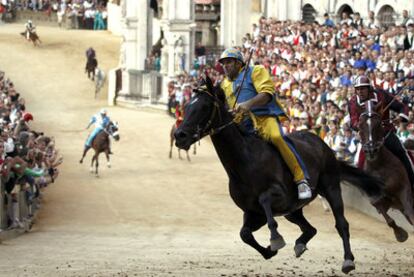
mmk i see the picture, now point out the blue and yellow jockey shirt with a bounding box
[220,65,287,118]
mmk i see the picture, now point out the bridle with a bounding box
[104,122,119,138]
[359,100,385,156]
[193,90,235,141]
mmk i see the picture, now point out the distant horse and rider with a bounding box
[20,20,41,46]
[174,71,386,274]
[79,109,120,176]
[85,47,98,81]
[349,75,414,242]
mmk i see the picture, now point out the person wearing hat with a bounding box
[219,48,312,199]
[84,108,111,153]
[24,19,36,41]
[348,75,414,186]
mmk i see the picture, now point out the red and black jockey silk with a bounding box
[348,89,409,133]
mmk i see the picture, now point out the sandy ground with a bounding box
[0,23,412,277]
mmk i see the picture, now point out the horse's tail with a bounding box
[339,161,385,198]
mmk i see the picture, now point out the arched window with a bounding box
[337,4,354,23]
[377,5,396,27]
[302,4,316,23]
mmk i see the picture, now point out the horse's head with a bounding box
[174,74,229,150]
[358,100,384,160]
[107,121,120,141]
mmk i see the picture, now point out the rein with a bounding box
[195,92,235,140]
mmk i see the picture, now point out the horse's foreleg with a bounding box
[105,150,111,168]
[399,187,414,225]
[169,137,174,159]
[186,150,191,162]
[284,208,317,258]
[240,211,277,260]
[178,149,183,160]
[258,190,286,251]
[193,143,197,155]
[322,176,355,274]
[374,200,409,242]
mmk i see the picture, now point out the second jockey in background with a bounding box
[348,75,414,187]
[25,20,36,40]
[84,109,111,153]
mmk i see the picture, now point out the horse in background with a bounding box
[20,31,41,46]
[94,67,106,98]
[85,47,97,81]
[174,74,386,274]
[79,121,120,177]
[357,100,414,242]
[169,123,196,161]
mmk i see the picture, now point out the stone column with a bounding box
[119,0,150,101]
[220,0,252,48]
[160,0,195,103]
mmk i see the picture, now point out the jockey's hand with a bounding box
[234,101,252,115]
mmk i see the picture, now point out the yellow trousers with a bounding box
[255,115,306,182]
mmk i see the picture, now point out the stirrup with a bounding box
[297,180,312,199]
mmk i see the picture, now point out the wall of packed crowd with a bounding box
[0,0,108,30]
[0,71,62,237]
[167,9,414,166]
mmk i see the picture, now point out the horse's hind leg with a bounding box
[80,147,89,164]
[321,175,355,274]
[258,189,286,251]
[90,155,95,173]
[185,150,191,162]
[94,154,99,177]
[240,211,277,260]
[193,143,197,155]
[284,208,317,258]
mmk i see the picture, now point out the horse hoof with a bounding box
[79,160,83,164]
[270,237,286,251]
[394,227,409,242]
[262,246,278,260]
[341,259,355,274]
[89,168,94,173]
[107,164,111,168]
[294,243,307,258]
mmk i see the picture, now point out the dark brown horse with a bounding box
[79,121,119,176]
[20,31,41,46]
[85,56,98,81]
[357,100,414,241]
[174,75,386,274]
[169,123,196,161]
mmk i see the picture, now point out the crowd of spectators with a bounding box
[0,0,108,30]
[0,70,62,231]
[167,10,414,165]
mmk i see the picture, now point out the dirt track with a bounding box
[0,23,412,277]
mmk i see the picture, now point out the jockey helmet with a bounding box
[100,108,107,115]
[27,20,32,25]
[218,48,245,64]
[354,75,371,88]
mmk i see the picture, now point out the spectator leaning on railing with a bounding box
[0,70,63,232]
